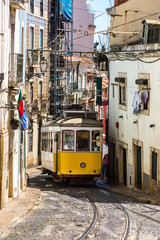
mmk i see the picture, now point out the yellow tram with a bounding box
[41,111,103,184]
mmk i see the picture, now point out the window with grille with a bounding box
[40,0,43,17]
[28,131,33,153]
[29,26,34,49]
[30,0,34,14]
[152,151,157,181]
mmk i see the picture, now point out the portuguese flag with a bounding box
[18,90,30,130]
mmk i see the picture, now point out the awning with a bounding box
[142,20,160,25]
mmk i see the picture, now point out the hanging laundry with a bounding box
[141,91,148,105]
[132,91,141,114]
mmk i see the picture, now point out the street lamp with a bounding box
[40,57,47,73]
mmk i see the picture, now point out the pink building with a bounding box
[73,0,95,57]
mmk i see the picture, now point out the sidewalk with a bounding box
[97,179,160,206]
[0,168,42,238]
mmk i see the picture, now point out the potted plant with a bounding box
[10,119,19,130]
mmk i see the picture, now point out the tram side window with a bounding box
[42,132,47,151]
[92,131,101,152]
[76,131,90,152]
[62,130,74,151]
[41,132,53,152]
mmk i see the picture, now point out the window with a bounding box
[30,83,34,103]
[40,0,43,17]
[92,131,101,152]
[29,26,34,49]
[119,82,126,106]
[76,130,90,152]
[30,0,34,14]
[152,151,157,181]
[115,77,126,107]
[62,130,74,151]
[28,131,33,153]
[40,29,43,58]
[42,132,53,152]
[136,74,150,114]
[39,81,43,100]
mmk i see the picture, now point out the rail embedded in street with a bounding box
[78,194,98,240]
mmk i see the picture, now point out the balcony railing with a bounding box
[10,0,28,10]
[9,53,23,86]
[27,50,39,66]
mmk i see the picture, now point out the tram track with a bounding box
[75,186,130,240]
[78,193,99,240]
[99,189,130,240]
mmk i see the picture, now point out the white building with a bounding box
[108,43,160,194]
[0,0,27,209]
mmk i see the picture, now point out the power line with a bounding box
[111,11,160,30]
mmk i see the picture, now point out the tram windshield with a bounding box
[76,131,90,151]
[62,130,74,151]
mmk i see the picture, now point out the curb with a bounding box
[107,187,160,206]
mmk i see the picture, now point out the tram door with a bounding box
[54,132,61,173]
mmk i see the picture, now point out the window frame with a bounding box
[91,130,101,152]
[76,130,90,152]
[62,130,74,151]
[138,73,150,116]
[117,74,127,111]
[30,0,34,14]
[40,0,43,17]
[28,130,33,153]
[29,26,34,50]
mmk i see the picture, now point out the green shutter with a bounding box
[96,77,102,105]
[152,152,157,181]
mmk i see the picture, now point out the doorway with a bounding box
[119,143,127,186]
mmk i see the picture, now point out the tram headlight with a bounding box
[80,162,86,168]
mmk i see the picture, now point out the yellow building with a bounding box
[108,0,160,49]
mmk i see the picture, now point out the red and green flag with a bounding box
[18,90,30,130]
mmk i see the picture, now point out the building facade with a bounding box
[73,0,95,57]
[25,0,49,168]
[0,0,27,209]
[107,0,160,194]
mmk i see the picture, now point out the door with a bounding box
[109,142,115,184]
[123,148,127,185]
[136,146,142,189]
[54,132,61,174]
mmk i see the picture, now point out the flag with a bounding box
[18,90,30,130]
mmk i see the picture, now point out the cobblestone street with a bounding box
[1,173,160,240]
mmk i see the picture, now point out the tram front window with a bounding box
[76,131,90,151]
[62,130,74,151]
[92,131,101,152]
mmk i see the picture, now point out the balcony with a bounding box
[27,50,39,67]
[10,0,28,10]
[9,53,23,86]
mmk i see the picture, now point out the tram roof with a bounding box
[42,117,103,127]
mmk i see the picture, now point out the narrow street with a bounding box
[1,173,160,240]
